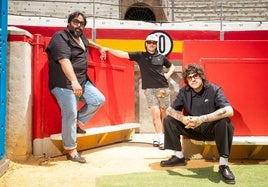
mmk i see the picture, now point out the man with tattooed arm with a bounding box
[160,63,236,184]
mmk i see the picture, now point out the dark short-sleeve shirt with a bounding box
[128,51,172,89]
[171,83,231,116]
[46,30,89,90]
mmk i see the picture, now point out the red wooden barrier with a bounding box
[183,40,268,136]
[32,34,135,139]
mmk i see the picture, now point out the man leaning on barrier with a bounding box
[46,11,106,163]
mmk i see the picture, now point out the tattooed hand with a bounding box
[185,116,206,129]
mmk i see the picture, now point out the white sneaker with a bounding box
[159,143,164,150]
[153,140,159,147]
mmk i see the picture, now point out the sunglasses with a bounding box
[72,19,85,27]
[186,73,200,81]
[146,41,157,45]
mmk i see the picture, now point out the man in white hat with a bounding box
[104,34,175,150]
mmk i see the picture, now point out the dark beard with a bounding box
[67,25,83,37]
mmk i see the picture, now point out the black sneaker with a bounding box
[218,165,236,184]
[160,155,186,167]
[77,126,86,134]
[66,153,86,163]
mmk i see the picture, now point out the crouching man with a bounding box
[160,63,236,184]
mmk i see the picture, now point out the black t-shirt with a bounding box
[46,30,90,90]
[171,83,231,116]
[128,51,172,89]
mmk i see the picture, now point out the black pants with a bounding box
[163,116,234,157]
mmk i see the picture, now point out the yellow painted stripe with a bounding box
[96,39,183,53]
[174,40,183,53]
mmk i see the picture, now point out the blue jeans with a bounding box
[51,81,105,150]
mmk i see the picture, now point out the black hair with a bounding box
[182,63,208,86]
[67,11,87,26]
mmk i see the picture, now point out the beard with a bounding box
[68,25,83,37]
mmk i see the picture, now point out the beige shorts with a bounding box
[144,88,170,109]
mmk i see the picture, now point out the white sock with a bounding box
[153,134,159,141]
[174,151,184,159]
[219,157,228,166]
[159,133,164,144]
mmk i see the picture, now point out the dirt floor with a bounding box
[0,134,267,187]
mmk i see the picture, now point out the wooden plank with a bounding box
[50,123,140,141]
[249,145,263,158]
[190,136,268,158]
[191,136,268,146]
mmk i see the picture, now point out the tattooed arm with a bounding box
[202,106,234,122]
[185,106,234,129]
[166,107,190,125]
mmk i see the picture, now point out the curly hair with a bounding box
[67,11,87,26]
[182,63,208,86]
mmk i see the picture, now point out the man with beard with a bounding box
[103,34,175,150]
[46,11,106,163]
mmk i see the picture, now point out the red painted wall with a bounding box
[9,26,268,138]
[183,40,268,136]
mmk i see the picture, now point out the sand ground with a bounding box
[0,134,266,187]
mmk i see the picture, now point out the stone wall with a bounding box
[6,27,33,161]
[8,0,268,22]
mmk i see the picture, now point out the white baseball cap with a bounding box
[145,34,158,42]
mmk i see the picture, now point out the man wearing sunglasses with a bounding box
[104,34,175,150]
[161,63,235,184]
[46,11,106,163]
